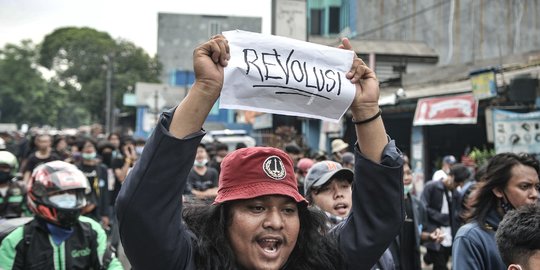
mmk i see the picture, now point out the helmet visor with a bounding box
[48,190,86,209]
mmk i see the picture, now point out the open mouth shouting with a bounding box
[257,236,284,256]
[334,202,350,216]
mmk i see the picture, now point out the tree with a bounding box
[0,40,69,126]
[39,27,161,128]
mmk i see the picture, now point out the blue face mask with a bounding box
[403,183,414,195]
[81,152,96,160]
[49,193,79,209]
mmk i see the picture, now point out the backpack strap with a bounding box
[79,218,116,270]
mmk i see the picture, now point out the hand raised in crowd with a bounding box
[192,34,230,98]
[338,37,386,163]
[170,35,230,138]
[123,144,137,163]
[339,38,380,113]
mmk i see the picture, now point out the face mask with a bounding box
[49,193,78,209]
[82,152,96,160]
[404,183,414,195]
[135,146,144,155]
[0,171,12,184]
[101,153,112,166]
[194,159,208,167]
[500,192,515,214]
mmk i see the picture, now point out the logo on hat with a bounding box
[263,156,286,180]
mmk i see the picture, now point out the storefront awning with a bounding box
[413,93,478,126]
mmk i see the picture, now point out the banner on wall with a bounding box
[413,93,478,126]
[493,109,540,157]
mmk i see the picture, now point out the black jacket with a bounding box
[116,108,404,270]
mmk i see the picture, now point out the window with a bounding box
[310,9,322,35]
[209,22,221,37]
[329,7,340,34]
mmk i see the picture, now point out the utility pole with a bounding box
[105,54,113,134]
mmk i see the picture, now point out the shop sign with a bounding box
[470,68,497,100]
[413,94,478,126]
[493,109,540,157]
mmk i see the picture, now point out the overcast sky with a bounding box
[0,0,272,56]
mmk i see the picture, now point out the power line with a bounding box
[350,0,449,39]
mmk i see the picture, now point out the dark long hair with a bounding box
[183,202,343,270]
[464,153,539,229]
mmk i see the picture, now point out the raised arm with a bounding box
[340,38,387,163]
[170,35,230,138]
[115,36,230,269]
[335,38,404,270]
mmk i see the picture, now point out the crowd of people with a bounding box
[0,130,141,269]
[0,34,539,270]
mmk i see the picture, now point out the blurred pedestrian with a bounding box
[22,134,59,183]
[185,144,219,202]
[295,157,314,196]
[432,155,457,181]
[331,138,349,163]
[421,164,471,270]
[452,153,539,269]
[390,161,444,270]
[208,142,228,176]
[76,138,111,230]
[0,151,28,219]
[341,152,355,169]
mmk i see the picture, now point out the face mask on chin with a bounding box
[194,159,208,167]
[403,183,414,195]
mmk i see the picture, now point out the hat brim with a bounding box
[332,144,349,153]
[310,169,354,190]
[213,181,307,205]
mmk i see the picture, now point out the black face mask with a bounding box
[501,192,515,214]
[101,153,112,167]
[0,171,12,184]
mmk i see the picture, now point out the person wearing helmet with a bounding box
[0,151,29,219]
[0,160,123,269]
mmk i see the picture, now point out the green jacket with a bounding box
[0,216,123,270]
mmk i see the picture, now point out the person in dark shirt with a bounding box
[207,142,228,176]
[22,134,59,183]
[76,138,110,230]
[116,35,404,270]
[185,144,219,202]
[391,162,443,270]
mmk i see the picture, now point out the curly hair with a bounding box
[463,153,539,229]
[183,202,344,270]
[496,204,540,267]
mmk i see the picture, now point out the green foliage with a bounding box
[468,147,496,167]
[0,27,162,128]
[0,40,68,126]
[39,27,162,126]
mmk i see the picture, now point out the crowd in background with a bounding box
[1,124,539,270]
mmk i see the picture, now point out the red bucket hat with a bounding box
[213,147,307,205]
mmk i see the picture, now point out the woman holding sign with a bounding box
[116,34,404,270]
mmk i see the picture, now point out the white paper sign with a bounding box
[221,30,356,123]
